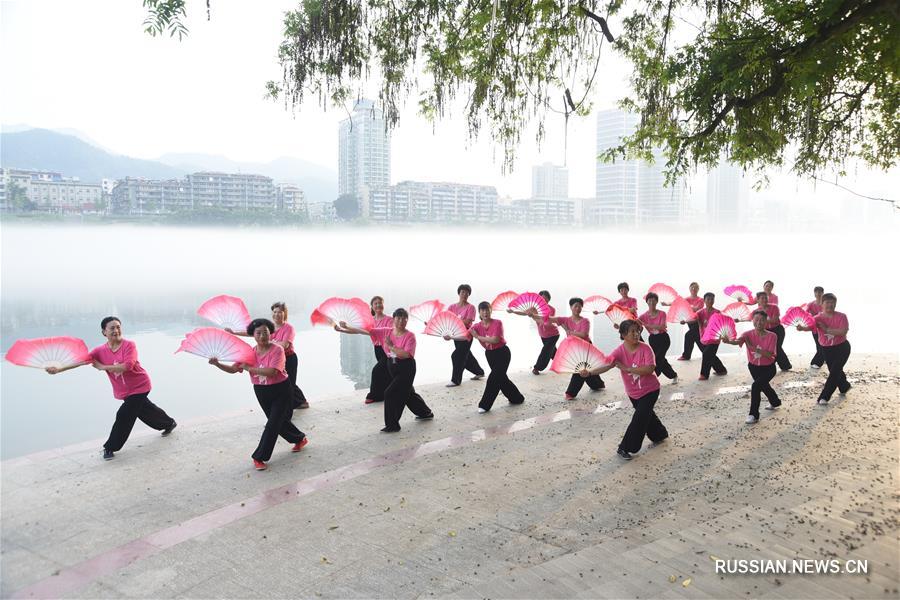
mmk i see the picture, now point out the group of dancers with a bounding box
[41,281,851,468]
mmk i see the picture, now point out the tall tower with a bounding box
[706,161,747,227]
[338,99,391,205]
[532,162,569,200]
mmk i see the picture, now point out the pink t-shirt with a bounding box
[760,304,780,330]
[814,312,849,347]
[740,329,777,366]
[449,302,476,324]
[557,316,591,342]
[767,292,779,305]
[618,297,638,311]
[271,322,296,356]
[806,301,822,316]
[610,342,660,398]
[369,316,393,346]
[90,339,152,400]
[537,305,559,338]
[249,344,288,386]
[385,330,417,359]
[696,307,720,336]
[685,296,704,311]
[471,319,506,351]
[638,310,667,334]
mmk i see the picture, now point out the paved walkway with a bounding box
[2,353,898,599]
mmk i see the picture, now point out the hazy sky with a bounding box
[1,0,896,208]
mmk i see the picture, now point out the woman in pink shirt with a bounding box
[46,316,177,461]
[806,286,825,368]
[797,293,851,405]
[548,297,605,399]
[334,295,393,404]
[616,282,638,313]
[446,284,485,387]
[755,291,792,371]
[470,302,525,413]
[509,289,559,375]
[210,318,307,470]
[580,319,668,460]
[697,292,727,380]
[722,310,782,423]
[639,292,677,381]
[376,308,434,432]
[678,282,704,360]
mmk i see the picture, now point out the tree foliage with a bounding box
[145,0,899,179]
[333,193,360,220]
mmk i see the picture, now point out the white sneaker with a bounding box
[810,364,821,369]
[745,415,759,424]
[477,407,487,414]
[446,382,459,388]
[817,398,828,405]
[765,405,779,411]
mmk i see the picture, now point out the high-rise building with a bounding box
[532,162,569,200]
[706,161,748,227]
[338,99,391,204]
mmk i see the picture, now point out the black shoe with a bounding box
[617,448,633,460]
[380,425,401,433]
[162,421,177,436]
[839,384,851,395]
[415,413,434,421]
[102,449,115,460]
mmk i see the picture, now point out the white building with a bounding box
[111,172,277,214]
[511,197,576,226]
[367,181,497,223]
[1,168,103,212]
[532,162,569,200]
[277,184,308,216]
[706,161,748,227]
[338,99,391,203]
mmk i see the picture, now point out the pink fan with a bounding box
[666,297,698,323]
[701,313,737,344]
[311,297,375,331]
[175,328,256,364]
[583,295,613,314]
[409,299,444,324]
[722,301,752,322]
[508,292,550,318]
[605,304,635,326]
[423,310,471,341]
[550,337,610,374]
[781,306,816,328]
[490,290,519,312]
[5,336,91,369]
[724,285,753,303]
[197,294,252,331]
[647,283,679,305]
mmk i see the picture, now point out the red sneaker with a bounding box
[565,393,575,401]
[698,375,709,381]
[292,437,309,453]
[677,356,689,361]
[364,397,376,405]
[252,459,267,471]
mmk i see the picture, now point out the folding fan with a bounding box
[508,292,551,319]
[310,297,375,331]
[666,297,698,323]
[724,285,753,303]
[722,301,752,322]
[490,291,519,311]
[175,328,256,364]
[647,283,679,305]
[409,299,445,324]
[701,313,737,344]
[583,295,613,314]
[5,336,91,369]
[781,306,816,328]
[197,294,252,331]
[550,337,609,374]
[605,304,635,326]
[423,310,471,340]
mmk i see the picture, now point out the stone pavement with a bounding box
[2,353,898,599]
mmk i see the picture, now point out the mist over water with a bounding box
[2,223,896,459]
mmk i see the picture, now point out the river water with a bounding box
[1,223,895,458]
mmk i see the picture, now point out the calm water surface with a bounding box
[2,223,895,458]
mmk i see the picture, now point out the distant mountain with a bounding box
[1,129,185,182]
[1,123,116,153]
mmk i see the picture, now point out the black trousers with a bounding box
[252,380,305,462]
[534,334,559,371]
[366,346,390,402]
[821,341,852,401]
[451,339,485,384]
[810,332,824,367]
[566,373,604,397]
[619,389,668,454]
[480,346,525,410]
[285,353,309,408]
[648,333,677,379]
[104,392,175,452]
[384,358,432,429]
[682,321,700,358]
[699,341,726,377]
[747,363,780,417]
[769,325,792,370]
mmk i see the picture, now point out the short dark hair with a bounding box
[822,293,837,302]
[703,292,715,301]
[100,316,120,331]
[619,319,642,339]
[689,281,699,288]
[645,292,659,302]
[569,297,584,307]
[392,307,409,319]
[247,318,275,336]
[457,284,472,294]
[477,301,491,311]
[756,291,768,300]
[271,301,288,318]
[539,290,551,301]
[751,309,768,319]
[764,280,774,287]
[814,286,824,293]
[617,282,629,293]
